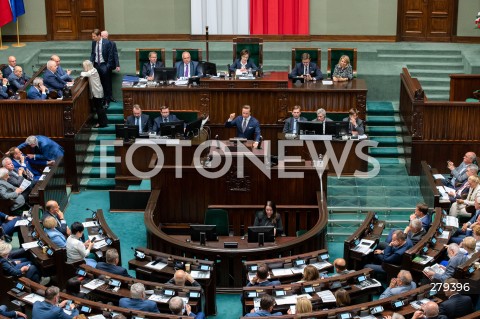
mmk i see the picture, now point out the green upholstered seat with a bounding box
[291,48,321,69]
[172,48,203,67]
[135,48,166,76]
[327,48,357,78]
[204,209,229,236]
[232,37,263,67]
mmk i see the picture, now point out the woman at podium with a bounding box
[253,201,283,236]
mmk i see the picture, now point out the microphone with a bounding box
[86,208,96,214]
[257,136,263,149]
[215,135,220,149]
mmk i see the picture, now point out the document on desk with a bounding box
[352,239,375,255]
[437,230,450,239]
[82,221,99,228]
[433,174,445,180]
[275,294,298,305]
[316,290,336,302]
[291,265,307,274]
[191,270,210,279]
[310,261,332,270]
[93,239,108,250]
[445,216,459,228]
[412,255,434,265]
[322,80,333,85]
[43,166,51,173]
[21,241,39,250]
[145,260,167,271]
[14,219,30,227]
[148,293,172,303]
[88,315,106,319]
[271,268,293,277]
[23,293,45,303]
[83,279,105,290]
[19,179,31,190]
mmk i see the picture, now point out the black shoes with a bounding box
[110,97,117,103]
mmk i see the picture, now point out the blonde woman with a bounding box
[332,55,353,82]
[81,60,108,128]
[287,297,312,314]
[297,265,319,283]
[449,175,480,218]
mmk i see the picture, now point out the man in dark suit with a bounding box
[225,105,261,147]
[119,283,159,313]
[101,30,120,102]
[152,106,181,134]
[8,147,50,181]
[90,28,115,107]
[142,51,164,80]
[438,278,473,318]
[289,52,323,81]
[32,286,79,319]
[27,77,47,100]
[43,60,68,98]
[50,55,73,82]
[126,104,152,134]
[96,248,132,277]
[7,66,29,93]
[2,157,34,198]
[169,296,205,319]
[0,73,9,99]
[175,51,200,78]
[343,107,365,136]
[17,135,65,161]
[247,263,281,287]
[42,200,70,237]
[365,230,413,274]
[412,301,448,319]
[2,56,17,79]
[283,105,307,134]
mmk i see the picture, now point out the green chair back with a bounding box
[233,37,263,67]
[327,48,357,78]
[135,48,166,76]
[172,49,203,67]
[291,48,321,69]
[289,111,347,122]
[204,209,229,236]
[296,230,307,237]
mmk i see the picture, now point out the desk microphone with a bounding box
[215,135,220,149]
[86,208,96,215]
[257,136,263,149]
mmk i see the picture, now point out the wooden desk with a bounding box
[122,73,368,125]
[420,161,449,209]
[28,156,67,210]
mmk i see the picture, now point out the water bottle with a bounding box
[248,68,253,77]
[318,154,323,165]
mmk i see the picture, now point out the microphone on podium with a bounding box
[257,136,263,149]
[215,135,220,149]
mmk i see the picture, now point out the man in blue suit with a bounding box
[175,51,200,79]
[438,278,473,318]
[119,283,159,313]
[96,248,132,277]
[0,304,27,318]
[101,31,120,103]
[0,73,9,99]
[365,230,413,274]
[247,263,281,287]
[450,208,480,244]
[169,296,205,319]
[2,56,17,79]
[32,286,79,319]
[90,28,115,107]
[43,60,68,98]
[7,66,29,93]
[126,104,152,134]
[289,52,323,81]
[50,55,73,82]
[225,105,261,147]
[152,106,181,134]
[17,135,64,161]
[141,51,164,80]
[8,147,50,181]
[283,105,307,134]
[27,78,48,100]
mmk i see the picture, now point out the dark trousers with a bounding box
[93,97,108,126]
[94,63,112,102]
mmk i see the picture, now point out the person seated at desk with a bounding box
[297,265,319,283]
[332,258,352,275]
[8,147,51,182]
[27,77,48,100]
[449,175,480,218]
[332,55,353,82]
[459,236,477,258]
[312,108,333,123]
[444,152,477,188]
[7,66,29,93]
[51,55,73,82]
[32,286,78,319]
[43,216,67,248]
[245,294,282,317]
[412,301,448,319]
[438,278,473,319]
[0,211,20,238]
[2,56,17,79]
[2,157,35,197]
[66,221,96,267]
[450,208,480,244]
[42,200,70,237]
[229,49,257,74]
[126,104,152,134]
[379,270,416,299]
[446,164,478,203]
[225,105,261,148]
[43,60,73,98]
[65,277,88,299]
[289,52,323,81]
[0,73,9,99]
[424,243,468,282]
[169,296,205,319]
[247,263,281,287]
[364,230,412,274]
[167,269,201,287]
[0,241,47,285]
[343,108,364,136]
[254,201,283,236]
[119,283,160,313]
[0,304,27,318]
[151,106,181,134]
[283,105,307,134]
[142,51,164,81]
[335,288,351,308]
[287,297,312,315]
[175,51,201,79]
[0,168,28,213]
[96,248,132,277]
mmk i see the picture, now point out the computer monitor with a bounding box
[247,226,275,244]
[115,124,139,139]
[159,120,185,137]
[199,61,217,77]
[325,121,350,138]
[297,120,325,135]
[190,224,218,242]
[153,67,176,82]
[184,118,203,139]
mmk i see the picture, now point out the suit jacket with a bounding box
[0,179,25,211]
[152,114,181,134]
[7,170,24,187]
[379,281,416,299]
[225,116,261,142]
[141,61,164,78]
[118,298,159,313]
[438,293,473,319]
[126,114,152,133]
[247,279,282,287]
[433,253,468,282]
[90,39,115,70]
[378,241,413,265]
[283,116,307,134]
[43,70,66,91]
[289,62,323,80]
[451,162,468,185]
[18,135,65,161]
[245,310,283,317]
[253,211,283,236]
[27,86,47,100]
[408,228,426,246]
[111,41,120,68]
[96,261,132,277]
[0,305,17,318]
[32,300,79,319]
[57,65,73,82]
[0,85,8,99]
[2,65,14,78]
[175,61,200,78]
[229,59,258,72]
[11,156,45,181]
[467,210,480,226]
[342,117,365,135]
[166,277,201,287]
[44,227,67,248]
[7,72,29,92]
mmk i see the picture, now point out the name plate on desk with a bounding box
[224,242,238,248]
[299,135,333,141]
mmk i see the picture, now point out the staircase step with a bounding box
[406,62,464,71]
[369,136,402,147]
[92,125,115,133]
[106,103,124,113]
[378,54,462,63]
[80,178,116,190]
[366,126,401,135]
[410,69,463,77]
[82,166,116,178]
[366,115,401,125]
[366,102,395,115]
[375,157,406,165]
[90,134,116,145]
[369,147,404,156]
[377,49,461,56]
[87,145,115,156]
[425,93,450,101]
[421,85,450,92]
[105,114,125,124]
[86,155,116,167]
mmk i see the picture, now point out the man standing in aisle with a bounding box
[90,28,114,107]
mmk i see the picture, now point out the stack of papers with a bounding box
[438,230,450,239]
[445,216,459,228]
[82,221,99,228]
[148,294,172,303]
[83,279,105,290]
[424,264,445,275]
[322,80,333,85]
[191,270,210,279]
[23,293,45,303]
[310,261,332,270]
[271,268,293,276]
[175,79,188,86]
[145,260,167,271]
[21,241,39,250]
[413,255,434,265]
[316,290,336,302]
[433,174,445,180]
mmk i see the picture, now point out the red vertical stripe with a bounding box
[0,0,13,27]
[250,0,309,35]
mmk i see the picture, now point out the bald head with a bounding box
[334,258,347,272]
[173,269,187,286]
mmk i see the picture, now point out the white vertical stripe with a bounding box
[191,0,249,35]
